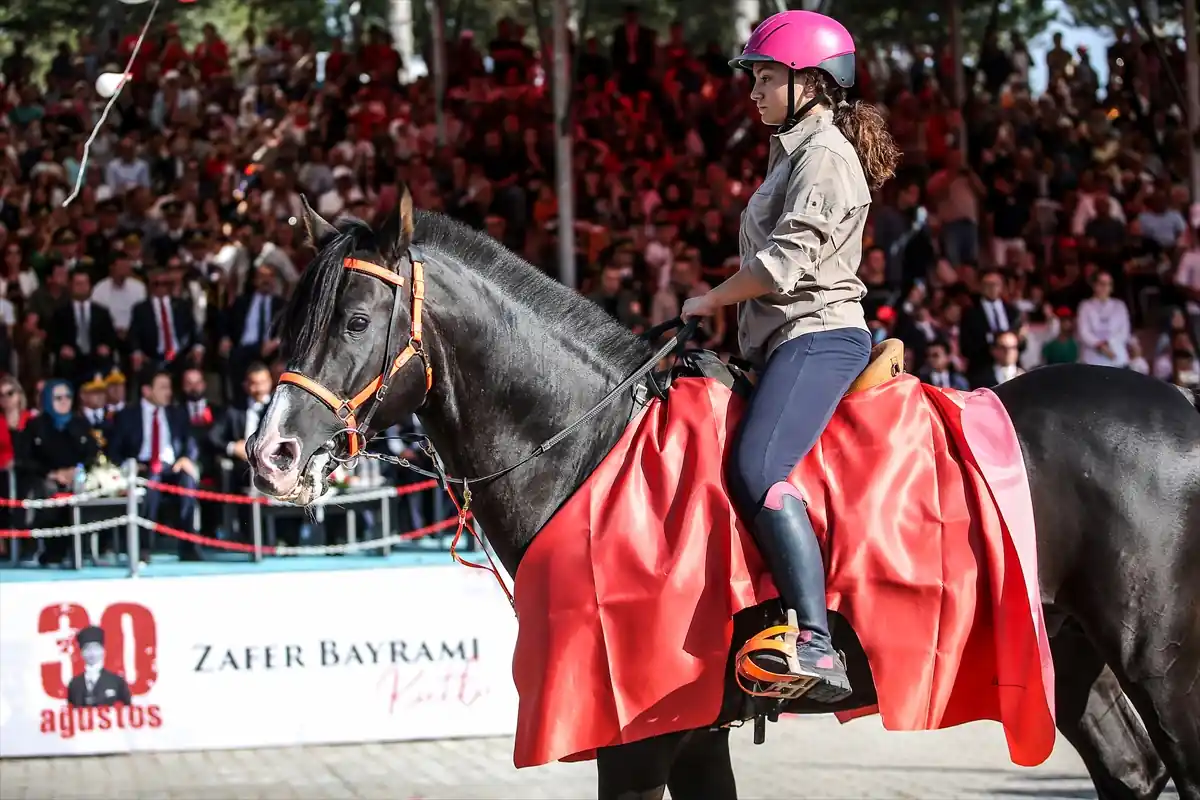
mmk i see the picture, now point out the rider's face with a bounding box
[750,62,794,127]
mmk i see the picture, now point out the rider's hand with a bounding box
[680,292,720,321]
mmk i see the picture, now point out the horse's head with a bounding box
[247,187,429,504]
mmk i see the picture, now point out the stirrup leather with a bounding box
[734,610,819,700]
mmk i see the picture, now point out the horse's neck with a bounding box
[416,271,640,575]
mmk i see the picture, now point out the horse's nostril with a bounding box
[269,439,299,472]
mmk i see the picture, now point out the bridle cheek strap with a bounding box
[278,256,431,459]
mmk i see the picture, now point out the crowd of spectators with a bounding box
[0,8,1197,565]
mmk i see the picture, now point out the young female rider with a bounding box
[681,10,900,703]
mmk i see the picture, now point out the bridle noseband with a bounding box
[278,254,431,464]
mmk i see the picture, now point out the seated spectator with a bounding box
[587,263,640,329]
[217,264,282,405]
[48,270,117,384]
[129,266,203,376]
[918,339,969,390]
[208,362,272,540]
[1153,330,1197,380]
[209,361,273,474]
[1076,270,1132,368]
[90,250,147,347]
[104,368,127,419]
[959,267,1022,371]
[1040,307,1080,365]
[107,367,201,563]
[968,330,1025,389]
[1137,192,1187,252]
[1168,346,1200,391]
[16,379,100,566]
[78,373,110,441]
[1172,226,1200,339]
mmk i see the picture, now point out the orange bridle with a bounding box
[278,255,432,460]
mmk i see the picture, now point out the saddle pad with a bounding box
[510,374,1055,769]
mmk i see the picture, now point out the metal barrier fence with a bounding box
[0,460,473,577]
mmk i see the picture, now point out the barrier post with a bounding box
[125,459,140,576]
[380,495,391,557]
[250,485,264,562]
[71,503,83,570]
[7,469,18,565]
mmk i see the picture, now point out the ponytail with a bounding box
[803,70,902,190]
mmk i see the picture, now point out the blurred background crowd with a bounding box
[0,0,1197,565]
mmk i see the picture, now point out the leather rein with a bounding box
[275,252,697,609]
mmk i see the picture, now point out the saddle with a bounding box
[657,338,906,398]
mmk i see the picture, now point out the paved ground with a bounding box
[0,715,1180,800]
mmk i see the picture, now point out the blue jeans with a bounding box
[727,328,873,516]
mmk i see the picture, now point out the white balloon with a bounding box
[95,72,130,98]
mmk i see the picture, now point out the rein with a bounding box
[278,252,698,609]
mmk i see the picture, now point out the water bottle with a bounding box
[73,463,87,495]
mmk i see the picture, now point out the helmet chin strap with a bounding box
[781,67,828,132]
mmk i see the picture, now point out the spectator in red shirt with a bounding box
[193,24,229,82]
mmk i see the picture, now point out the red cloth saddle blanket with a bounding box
[510,374,1056,770]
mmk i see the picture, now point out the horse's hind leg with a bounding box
[1110,627,1200,800]
[596,731,686,800]
[1051,619,1170,800]
[666,727,737,800]
[1073,529,1200,799]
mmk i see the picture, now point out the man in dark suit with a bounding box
[210,362,279,542]
[108,366,202,562]
[147,200,189,266]
[49,270,118,384]
[958,267,1023,372]
[918,339,971,390]
[610,5,657,95]
[217,264,282,405]
[66,625,132,708]
[78,373,113,448]
[83,199,124,279]
[129,266,203,377]
[968,330,1026,389]
[181,367,223,531]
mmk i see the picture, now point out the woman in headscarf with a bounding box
[17,379,100,566]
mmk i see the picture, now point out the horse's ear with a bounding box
[299,193,337,251]
[383,182,416,267]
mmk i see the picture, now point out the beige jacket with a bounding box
[737,108,871,365]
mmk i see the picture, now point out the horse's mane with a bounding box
[278,210,653,371]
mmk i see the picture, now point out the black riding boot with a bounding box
[744,481,852,703]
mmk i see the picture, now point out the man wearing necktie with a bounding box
[108,367,203,562]
[49,270,117,384]
[181,367,223,534]
[79,373,112,446]
[218,265,282,405]
[958,267,1023,372]
[210,362,276,541]
[129,266,203,377]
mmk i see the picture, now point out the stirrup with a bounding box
[734,609,819,700]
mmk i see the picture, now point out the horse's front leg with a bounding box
[596,731,688,800]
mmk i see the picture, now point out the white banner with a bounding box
[0,565,519,757]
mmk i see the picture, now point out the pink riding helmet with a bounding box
[729,10,856,89]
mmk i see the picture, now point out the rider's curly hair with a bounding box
[801,69,901,190]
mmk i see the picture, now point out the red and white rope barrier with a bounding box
[0,516,131,539]
[0,482,136,509]
[0,474,465,556]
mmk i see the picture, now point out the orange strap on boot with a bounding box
[734,618,816,699]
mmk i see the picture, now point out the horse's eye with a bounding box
[347,315,369,334]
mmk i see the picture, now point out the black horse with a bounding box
[247,193,1197,800]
